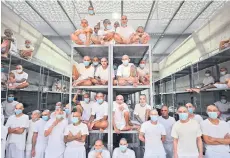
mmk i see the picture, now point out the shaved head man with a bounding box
[88,139,111,158]
[5,103,29,158]
[201,105,230,158]
[130,26,150,44]
[171,106,203,158]
[137,60,150,85]
[112,138,135,158]
[185,103,203,124]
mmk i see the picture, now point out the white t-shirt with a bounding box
[64,123,89,147]
[1,72,7,82]
[201,119,230,154]
[80,101,94,121]
[112,148,135,158]
[95,65,114,81]
[91,101,108,121]
[116,25,135,39]
[113,101,129,130]
[137,66,149,77]
[5,114,29,150]
[158,116,176,143]
[134,103,152,122]
[2,100,19,118]
[19,45,34,52]
[44,118,68,157]
[220,74,230,83]
[191,114,203,124]
[88,149,111,158]
[76,63,95,80]
[214,101,230,112]
[171,119,202,157]
[33,118,48,146]
[117,63,134,78]
[26,119,38,151]
[140,121,166,156]
[203,76,215,86]
[11,70,28,82]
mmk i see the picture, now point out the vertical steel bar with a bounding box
[149,44,154,108]
[69,45,74,112]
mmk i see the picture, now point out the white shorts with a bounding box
[214,83,228,89]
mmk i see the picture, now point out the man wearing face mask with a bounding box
[201,105,230,158]
[19,40,34,60]
[134,94,152,124]
[5,103,29,158]
[64,112,89,158]
[112,138,135,158]
[98,19,115,44]
[32,110,50,158]
[139,109,166,158]
[171,106,203,158]
[117,55,139,87]
[25,110,41,158]
[88,92,108,132]
[92,56,101,74]
[10,64,29,89]
[185,103,203,124]
[91,25,102,45]
[114,21,120,32]
[137,60,150,85]
[158,105,176,158]
[2,93,19,119]
[88,139,110,158]
[72,56,95,86]
[214,95,230,121]
[130,26,150,44]
[114,15,135,44]
[44,108,68,158]
[50,102,67,119]
[79,93,93,124]
[85,6,101,29]
[52,78,62,92]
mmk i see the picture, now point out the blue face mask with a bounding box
[8,97,14,102]
[179,113,188,120]
[65,109,70,114]
[83,61,90,67]
[56,114,63,120]
[150,115,158,122]
[93,62,99,66]
[84,98,90,103]
[97,99,104,104]
[106,25,112,30]
[208,112,218,119]
[1,68,4,72]
[95,148,103,153]
[119,145,127,152]
[188,108,194,114]
[42,116,49,121]
[122,60,129,66]
[88,10,94,15]
[15,109,22,115]
[72,117,79,124]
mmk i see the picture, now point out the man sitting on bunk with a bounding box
[137,60,150,85]
[113,95,139,134]
[9,65,29,89]
[88,92,108,132]
[113,21,120,32]
[130,26,150,44]
[92,56,100,74]
[117,55,139,87]
[114,15,135,44]
[91,25,102,45]
[1,28,17,58]
[19,40,34,60]
[92,57,116,85]
[219,38,230,50]
[72,56,95,86]
[188,67,230,93]
[71,19,93,46]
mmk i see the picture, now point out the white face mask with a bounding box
[16,69,22,73]
[205,73,210,77]
[221,99,227,104]
[220,71,226,75]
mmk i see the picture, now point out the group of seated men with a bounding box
[72,54,150,87]
[2,90,230,158]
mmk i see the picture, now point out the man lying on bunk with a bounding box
[117,55,139,87]
[92,57,117,85]
[113,95,139,134]
[8,65,29,89]
[71,19,93,46]
[72,56,95,86]
[187,67,230,93]
[130,26,150,44]
[87,92,108,132]
[137,60,150,85]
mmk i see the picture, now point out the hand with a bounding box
[68,131,73,137]
[75,131,82,139]
[119,105,124,111]
[174,154,178,158]
[31,148,36,157]
[14,127,21,131]
[95,152,102,158]
[224,133,230,139]
[198,153,203,158]
[52,120,59,127]
[114,128,120,134]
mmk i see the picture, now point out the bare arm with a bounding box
[161,135,166,143]
[173,138,178,158]
[15,78,26,83]
[44,120,59,137]
[112,112,119,131]
[145,109,150,121]
[139,132,145,142]
[72,94,78,103]
[9,127,25,134]
[32,132,38,149]
[88,115,95,123]
[64,134,87,143]
[134,114,143,124]
[203,135,230,145]
[197,137,203,157]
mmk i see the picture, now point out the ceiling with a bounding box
[2,0,227,63]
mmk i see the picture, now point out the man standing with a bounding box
[201,105,230,158]
[44,108,68,158]
[158,105,176,158]
[171,106,203,158]
[32,110,50,158]
[2,93,19,119]
[112,138,136,158]
[185,103,203,124]
[5,103,29,158]
[139,110,166,158]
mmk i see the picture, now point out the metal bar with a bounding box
[5,54,12,99]
[121,0,123,16]
[68,45,74,113]
[144,1,156,30]
[149,45,154,108]
[57,1,77,30]
[151,1,185,51]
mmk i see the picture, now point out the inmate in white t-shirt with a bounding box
[33,118,48,145]
[26,119,37,151]
[171,119,202,157]
[117,63,134,78]
[76,63,95,80]
[95,65,114,81]
[2,100,19,118]
[158,116,176,143]
[113,101,129,130]
[11,70,28,82]
[214,101,230,113]
[137,66,149,77]
[112,147,135,158]
[140,121,166,157]
[5,114,29,150]
[91,101,108,121]
[203,76,215,86]
[134,103,152,122]
[116,25,135,39]
[88,149,111,158]
[80,101,94,121]
[201,119,230,154]
[220,74,230,83]
[191,114,203,124]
